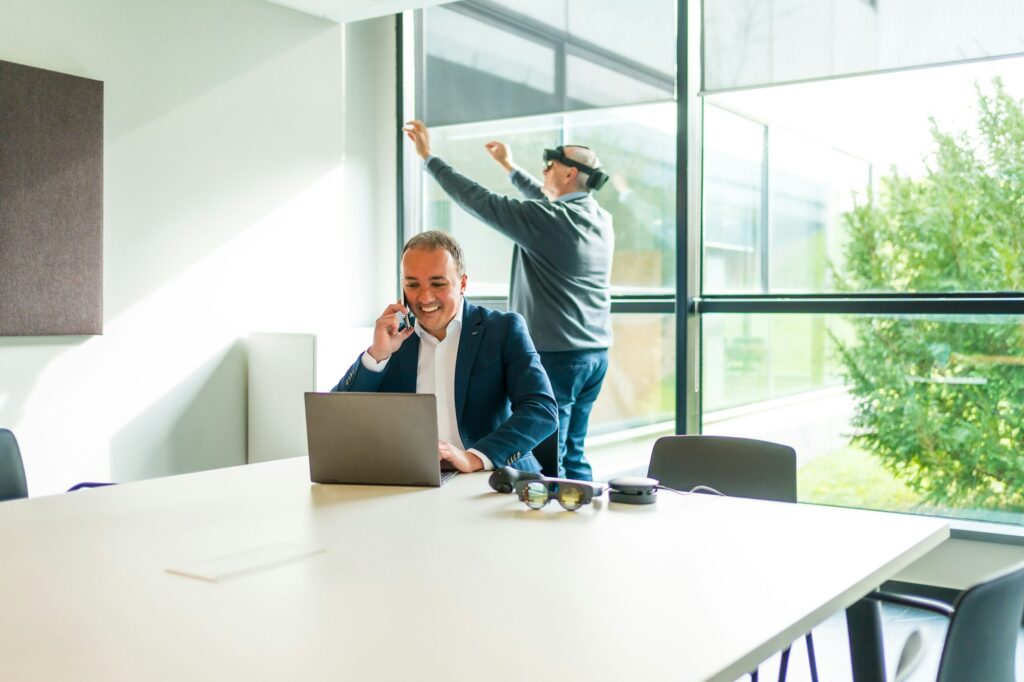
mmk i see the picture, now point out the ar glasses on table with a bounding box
[514,477,607,511]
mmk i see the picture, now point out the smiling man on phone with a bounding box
[331,231,557,474]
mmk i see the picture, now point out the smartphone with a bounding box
[396,298,416,332]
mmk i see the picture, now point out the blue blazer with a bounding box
[331,300,557,472]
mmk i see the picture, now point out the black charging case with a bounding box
[608,476,659,505]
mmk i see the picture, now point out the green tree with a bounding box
[835,78,1024,510]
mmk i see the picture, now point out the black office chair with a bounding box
[532,428,560,478]
[647,435,815,682]
[0,428,29,502]
[851,562,1024,682]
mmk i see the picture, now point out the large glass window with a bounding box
[704,58,1024,295]
[422,9,557,126]
[409,0,678,475]
[407,0,1024,533]
[426,104,676,297]
[699,0,1024,531]
[703,0,1024,92]
[591,313,676,434]
[703,313,1024,526]
[422,1,674,126]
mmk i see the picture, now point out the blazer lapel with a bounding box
[395,333,419,393]
[454,299,483,424]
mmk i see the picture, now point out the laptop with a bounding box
[304,392,458,487]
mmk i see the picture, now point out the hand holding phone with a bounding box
[396,309,416,332]
[368,299,415,362]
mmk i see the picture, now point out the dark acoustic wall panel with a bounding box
[0,59,103,336]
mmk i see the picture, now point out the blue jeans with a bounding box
[538,349,609,481]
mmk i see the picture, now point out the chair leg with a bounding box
[847,598,887,682]
[805,632,819,682]
[777,646,791,682]
[749,670,758,681]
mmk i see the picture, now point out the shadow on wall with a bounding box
[110,340,247,481]
[0,336,88,427]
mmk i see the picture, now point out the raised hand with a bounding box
[402,119,432,159]
[367,299,415,362]
[484,141,515,172]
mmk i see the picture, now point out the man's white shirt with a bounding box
[360,306,493,470]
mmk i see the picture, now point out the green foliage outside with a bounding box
[834,78,1024,511]
[799,445,924,511]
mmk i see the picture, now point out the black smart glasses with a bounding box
[514,478,606,511]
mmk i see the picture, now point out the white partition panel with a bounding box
[315,327,374,392]
[247,329,375,463]
[247,333,316,463]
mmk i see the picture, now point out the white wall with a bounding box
[0,0,396,495]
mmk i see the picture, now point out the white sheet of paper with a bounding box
[166,542,325,582]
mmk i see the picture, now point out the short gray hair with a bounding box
[403,230,466,275]
[563,145,601,192]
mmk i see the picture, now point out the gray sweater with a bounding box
[425,156,613,352]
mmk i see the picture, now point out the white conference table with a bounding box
[0,457,947,682]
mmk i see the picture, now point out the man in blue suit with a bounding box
[332,231,557,473]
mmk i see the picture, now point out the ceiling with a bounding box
[265,0,451,24]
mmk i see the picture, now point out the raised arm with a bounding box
[424,156,567,250]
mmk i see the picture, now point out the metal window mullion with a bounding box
[698,296,1024,315]
[678,0,700,436]
[555,41,567,112]
[760,124,770,293]
[396,13,406,291]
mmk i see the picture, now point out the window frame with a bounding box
[398,0,1024,542]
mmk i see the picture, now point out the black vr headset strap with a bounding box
[546,146,610,191]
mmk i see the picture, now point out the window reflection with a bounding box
[421,0,674,125]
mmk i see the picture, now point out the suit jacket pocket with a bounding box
[470,360,501,376]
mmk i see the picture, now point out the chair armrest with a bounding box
[67,482,116,492]
[867,590,955,618]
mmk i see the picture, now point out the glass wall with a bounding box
[702,103,872,295]
[421,1,674,126]
[408,0,1024,528]
[592,313,675,434]
[426,104,676,297]
[410,0,678,475]
[704,57,1024,295]
[700,0,1024,528]
[703,0,1024,92]
[703,313,1024,526]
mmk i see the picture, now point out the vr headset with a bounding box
[542,145,610,191]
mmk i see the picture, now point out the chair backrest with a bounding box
[0,428,28,501]
[647,435,797,503]
[532,429,560,478]
[936,562,1024,682]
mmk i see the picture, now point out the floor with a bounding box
[737,602,1024,681]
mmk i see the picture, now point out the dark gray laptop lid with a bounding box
[305,392,444,487]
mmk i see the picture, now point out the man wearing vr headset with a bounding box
[403,120,613,482]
